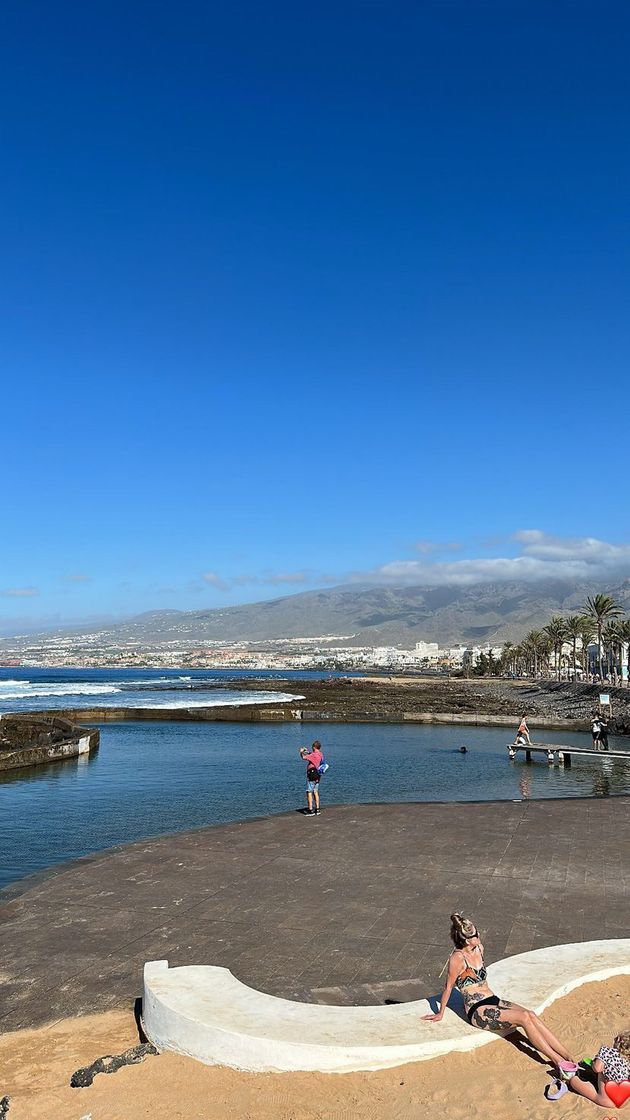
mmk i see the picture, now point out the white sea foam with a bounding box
[122,691,306,709]
[124,679,188,687]
[0,682,122,700]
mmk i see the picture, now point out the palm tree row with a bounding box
[499,594,630,682]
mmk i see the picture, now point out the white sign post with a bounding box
[599,693,612,717]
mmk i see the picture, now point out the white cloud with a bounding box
[1,587,39,598]
[202,572,230,591]
[252,571,308,587]
[348,531,630,587]
[415,540,463,555]
[65,573,91,584]
[268,571,308,585]
[514,530,629,564]
[203,570,309,591]
[198,533,630,597]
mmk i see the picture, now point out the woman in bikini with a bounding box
[515,714,531,745]
[422,913,578,1078]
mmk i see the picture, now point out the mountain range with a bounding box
[4,579,630,650]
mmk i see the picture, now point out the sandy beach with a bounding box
[2,975,628,1120]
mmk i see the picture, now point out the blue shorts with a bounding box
[306,779,320,793]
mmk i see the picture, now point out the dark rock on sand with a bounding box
[70,1043,158,1088]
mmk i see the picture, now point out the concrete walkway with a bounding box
[0,798,628,1033]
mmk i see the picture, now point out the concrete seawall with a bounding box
[0,715,100,772]
[28,704,587,731]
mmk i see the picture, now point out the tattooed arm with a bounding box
[422,953,461,1022]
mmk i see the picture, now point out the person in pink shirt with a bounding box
[299,740,324,816]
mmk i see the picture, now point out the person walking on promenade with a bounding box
[598,715,610,751]
[422,913,578,1079]
[299,740,324,816]
[514,713,531,745]
[591,713,602,749]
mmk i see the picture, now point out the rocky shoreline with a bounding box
[35,675,630,735]
[202,674,630,733]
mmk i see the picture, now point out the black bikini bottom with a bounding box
[467,995,500,1024]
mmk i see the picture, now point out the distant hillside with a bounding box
[5,579,630,649]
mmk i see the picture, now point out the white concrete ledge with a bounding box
[142,939,630,1073]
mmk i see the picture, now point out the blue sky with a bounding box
[2,0,629,633]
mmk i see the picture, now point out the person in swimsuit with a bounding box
[514,714,531,745]
[422,913,578,1078]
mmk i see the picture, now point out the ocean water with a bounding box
[0,717,628,891]
[0,667,328,711]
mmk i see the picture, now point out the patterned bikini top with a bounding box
[454,951,488,991]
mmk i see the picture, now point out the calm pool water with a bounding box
[1,720,628,890]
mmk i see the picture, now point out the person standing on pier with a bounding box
[514,713,531,745]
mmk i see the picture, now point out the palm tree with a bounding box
[619,619,630,686]
[501,641,515,674]
[603,619,627,681]
[511,642,526,676]
[522,630,542,677]
[583,595,623,679]
[564,615,588,682]
[539,636,553,675]
[543,616,568,680]
[577,616,596,676]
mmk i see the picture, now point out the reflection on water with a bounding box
[519,773,531,799]
[0,744,99,787]
[0,756,82,786]
[0,721,628,892]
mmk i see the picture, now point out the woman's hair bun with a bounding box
[450,912,477,947]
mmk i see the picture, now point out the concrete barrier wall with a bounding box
[143,939,630,1073]
[26,705,587,730]
[0,717,99,772]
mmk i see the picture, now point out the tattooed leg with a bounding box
[471,1005,515,1033]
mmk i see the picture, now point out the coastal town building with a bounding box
[2,629,628,679]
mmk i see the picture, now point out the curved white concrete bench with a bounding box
[143,938,630,1073]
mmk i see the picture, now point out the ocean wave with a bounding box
[117,691,306,709]
[0,683,122,700]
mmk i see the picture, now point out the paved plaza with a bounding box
[0,797,628,1033]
